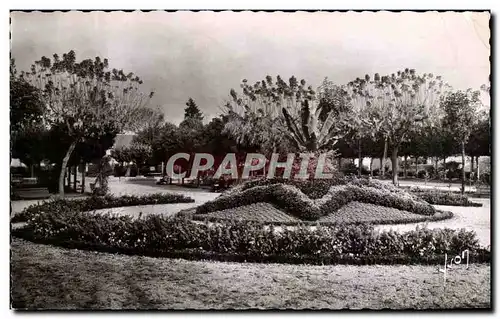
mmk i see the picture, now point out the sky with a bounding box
[10,11,490,124]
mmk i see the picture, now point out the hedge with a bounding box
[197,182,436,219]
[191,209,454,226]
[11,193,195,223]
[407,188,483,207]
[13,207,489,265]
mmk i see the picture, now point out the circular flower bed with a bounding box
[11,193,195,223]
[194,178,454,226]
[11,192,490,266]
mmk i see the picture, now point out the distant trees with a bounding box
[10,59,47,174]
[346,70,448,185]
[21,51,155,196]
[442,89,482,193]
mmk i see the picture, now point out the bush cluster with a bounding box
[15,208,489,265]
[408,188,483,207]
[230,175,347,199]
[11,193,195,223]
[197,181,436,220]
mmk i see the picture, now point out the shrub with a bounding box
[197,179,436,219]
[479,173,491,186]
[238,175,346,198]
[14,209,489,265]
[417,170,428,179]
[113,164,127,177]
[412,190,482,207]
[11,193,195,223]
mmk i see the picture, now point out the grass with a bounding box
[11,238,491,310]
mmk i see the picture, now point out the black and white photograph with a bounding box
[9,8,492,310]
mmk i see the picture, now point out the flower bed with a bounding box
[317,202,452,225]
[197,182,436,220]
[192,202,452,226]
[11,193,195,223]
[193,203,301,224]
[13,207,489,265]
[407,188,483,207]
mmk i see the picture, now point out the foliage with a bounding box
[10,59,48,167]
[441,89,482,193]
[408,188,483,207]
[191,201,452,226]
[20,50,155,196]
[10,59,46,136]
[197,179,436,219]
[11,193,195,223]
[346,70,449,184]
[111,143,152,166]
[16,212,488,265]
[442,90,482,143]
[230,175,346,199]
[225,75,348,152]
[466,113,490,157]
[183,98,203,122]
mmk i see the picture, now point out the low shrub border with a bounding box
[13,206,489,265]
[190,209,453,226]
[11,193,195,223]
[407,188,483,207]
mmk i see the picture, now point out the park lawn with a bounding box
[11,238,491,310]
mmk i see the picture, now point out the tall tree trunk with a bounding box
[441,156,446,181]
[391,145,399,186]
[58,141,78,197]
[379,156,383,176]
[476,156,480,182]
[81,162,86,194]
[369,158,374,177]
[461,141,466,194]
[416,156,419,177]
[434,156,438,175]
[30,165,35,178]
[73,165,77,192]
[67,167,71,187]
[382,137,388,178]
[358,139,362,177]
[470,155,474,181]
[403,155,408,179]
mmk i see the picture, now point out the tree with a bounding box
[349,69,449,185]
[225,76,347,154]
[113,143,152,167]
[183,98,204,122]
[21,51,155,196]
[442,89,482,193]
[224,102,290,156]
[10,59,47,174]
[201,116,239,156]
[344,75,385,176]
